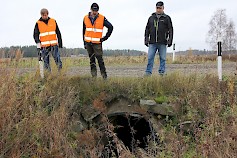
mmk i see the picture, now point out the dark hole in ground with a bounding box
[108,114,157,153]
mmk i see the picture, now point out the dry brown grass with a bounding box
[171,54,237,64]
[0,66,236,157]
[0,70,77,157]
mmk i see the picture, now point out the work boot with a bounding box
[91,70,97,78]
[102,73,107,80]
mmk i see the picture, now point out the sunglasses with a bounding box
[156,7,163,9]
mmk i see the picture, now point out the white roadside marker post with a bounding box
[37,43,44,79]
[217,38,222,81]
[172,43,175,62]
[38,50,44,79]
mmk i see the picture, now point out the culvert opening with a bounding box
[108,114,158,152]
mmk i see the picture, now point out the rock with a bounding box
[140,100,176,116]
[140,100,157,106]
[71,120,88,133]
[81,104,101,122]
[107,98,145,117]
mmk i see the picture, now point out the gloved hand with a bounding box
[83,41,87,49]
[145,42,149,47]
[167,41,172,47]
[100,37,106,43]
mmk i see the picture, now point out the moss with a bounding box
[154,95,169,104]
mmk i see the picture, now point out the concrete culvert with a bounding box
[80,95,174,156]
[108,113,159,153]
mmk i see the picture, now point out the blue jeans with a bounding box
[145,43,167,75]
[42,45,62,71]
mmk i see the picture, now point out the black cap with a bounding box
[156,1,164,7]
[91,3,99,11]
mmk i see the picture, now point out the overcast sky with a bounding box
[0,0,236,52]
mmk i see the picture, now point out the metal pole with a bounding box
[217,38,222,81]
[172,43,175,62]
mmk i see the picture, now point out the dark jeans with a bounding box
[42,45,62,71]
[86,43,107,78]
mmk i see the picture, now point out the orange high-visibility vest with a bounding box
[37,18,58,47]
[84,14,104,44]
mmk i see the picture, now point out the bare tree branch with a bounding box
[206,9,237,52]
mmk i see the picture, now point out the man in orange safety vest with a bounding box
[83,3,113,79]
[33,8,63,72]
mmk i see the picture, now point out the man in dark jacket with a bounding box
[83,3,113,79]
[144,1,173,75]
[33,8,63,71]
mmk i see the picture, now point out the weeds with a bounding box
[0,66,236,157]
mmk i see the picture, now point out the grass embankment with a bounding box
[0,70,236,157]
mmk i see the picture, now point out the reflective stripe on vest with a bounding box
[84,37,101,42]
[41,40,58,46]
[85,28,103,33]
[39,31,56,37]
[84,14,104,44]
[37,18,58,47]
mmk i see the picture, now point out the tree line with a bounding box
[0,46,146,58]
[1,9,236,59]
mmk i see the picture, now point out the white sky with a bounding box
[0,0,236,52]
